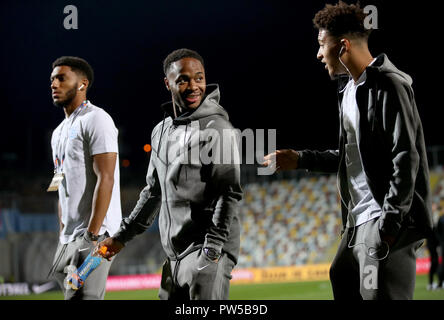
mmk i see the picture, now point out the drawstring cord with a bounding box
[157,112,167,155]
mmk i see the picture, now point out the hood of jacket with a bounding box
[367,53,412,85]
[161,84,229,124]
[338,53,413,92]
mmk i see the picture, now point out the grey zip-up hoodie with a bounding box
[298,53,433,239]
[113,84,243,263]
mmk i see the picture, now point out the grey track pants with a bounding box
[159,247,235,300]
[330,217,424,300]
[49,233,112,300]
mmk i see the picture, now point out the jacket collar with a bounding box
[160,84,229,125]
[161,84,220,119]
[337,53,388,94]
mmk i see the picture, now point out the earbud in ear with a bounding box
[78,84,85,91]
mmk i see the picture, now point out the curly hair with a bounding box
[313,1,371,39]
[52,56,94,91]
[163,48,205,76]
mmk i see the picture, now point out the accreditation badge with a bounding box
[47,172,65,192]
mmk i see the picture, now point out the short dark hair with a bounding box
[163,48,204,76]
[52,56,94,90]
[313,1,371,40]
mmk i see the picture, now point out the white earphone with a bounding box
[338,43,351,76]
[78,84,85,91]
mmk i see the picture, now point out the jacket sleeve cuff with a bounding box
[112,218,134,246]
[203,237,224,254]
[378,215,402,237]
[297,151,311,171]
[112,232,127,246]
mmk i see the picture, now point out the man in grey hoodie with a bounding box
[264,2,432,299]
[99,48,242,300]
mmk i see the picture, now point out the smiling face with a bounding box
[316,29,346,79]
[164,57,206,110]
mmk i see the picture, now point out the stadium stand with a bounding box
[237,175,342,268]
[1,167,443,283]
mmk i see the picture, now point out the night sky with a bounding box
[0,0,442,190]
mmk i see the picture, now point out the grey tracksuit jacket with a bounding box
[114,84,243,263]
[298,53,433,239]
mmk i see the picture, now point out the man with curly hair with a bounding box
[264,1,433,299]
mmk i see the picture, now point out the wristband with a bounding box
[84,230,99,242]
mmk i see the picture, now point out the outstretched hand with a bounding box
[263,149,300,172]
